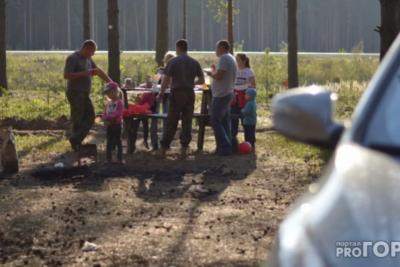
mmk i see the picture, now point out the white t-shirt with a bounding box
[235,67,255,91]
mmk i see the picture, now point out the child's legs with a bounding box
[106,126,114,161]
[244,125,256,147]
[113,124,123,160]
[141,118,149,142]
[130,119,140,151]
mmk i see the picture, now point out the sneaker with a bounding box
[180,147,188,159]
[69,139,80,152]
[143,141,150,150]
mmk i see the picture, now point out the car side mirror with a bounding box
[272,86,344,149]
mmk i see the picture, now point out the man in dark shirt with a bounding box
[64,40,111,150]
[158,39,205,158]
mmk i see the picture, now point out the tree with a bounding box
[288,0,299,88]
[0,0,7,93]
[208,0,237,53]
[376,0,400,60]
[155,0,169,66]
[66,0,71,49]
[83,0,91,40]
[182,0,187,39]
[227,0,233,53]
[107,0,120,84]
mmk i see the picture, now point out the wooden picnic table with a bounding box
[121,86,212,152]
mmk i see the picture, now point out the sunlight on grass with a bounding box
[259,133,325,161]
[3,53,377,121]
[16,135,70,157]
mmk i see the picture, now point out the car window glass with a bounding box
[364,67,400,148]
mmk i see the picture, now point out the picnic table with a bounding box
[121,86,212,152]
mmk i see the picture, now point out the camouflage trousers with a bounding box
[160,89,195,149]
[66,90,95,146]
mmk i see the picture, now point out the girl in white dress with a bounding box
[231,53,256,151]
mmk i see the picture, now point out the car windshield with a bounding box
[364,65,400,153]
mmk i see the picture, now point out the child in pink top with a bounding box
[103,82,124,163]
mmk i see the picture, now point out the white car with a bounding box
[269,34,400,267]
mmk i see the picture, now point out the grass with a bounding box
[1,53,377,172]
[0,52,378,121]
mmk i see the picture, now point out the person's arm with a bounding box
[210,69,226,81]
[210,56,228,81]
[248,69,256,88]
[195,62,206,85]
[241,102,253,115]
[92,68,112,83]
[64,71,92,80]
[157,61,173,101]
[241,105,249,115]
[249,76,256,88]
[158,75,171,99]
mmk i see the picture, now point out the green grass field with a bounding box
[1,52,378,166]
[1,52,378,121]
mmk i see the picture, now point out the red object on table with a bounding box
[123,103,151,118]
[239,142,252,155]
[139,92,156,106]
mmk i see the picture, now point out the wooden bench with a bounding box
[122,88,213,152]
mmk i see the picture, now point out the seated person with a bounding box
[125,92,156,152]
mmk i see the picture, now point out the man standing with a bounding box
[64,40,111,150]
[207,40,237,156]
[158,39,205,159]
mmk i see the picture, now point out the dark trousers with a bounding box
[149,93,169,150]
[106,124,122,161]
[210,93,233,155]
[66,90,95,145]
[231,105,243,151]
[161,89,195,149]
[131,118,149,145]
[244,125,256,147]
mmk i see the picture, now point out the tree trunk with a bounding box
[201,0,205,49]
[144,0,148,49]
[288,0,299,88]
[227,0,234,53]
[378,0,400,60]
[83,0,91,40]
[155,0,169,66]
[0,0,7,93]
[67,0,71,49]
[182,0,187,39]
[108,0,120,84]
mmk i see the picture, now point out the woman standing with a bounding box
[231,53,256,151]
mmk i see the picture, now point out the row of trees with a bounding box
[0,0,399,92]
[4,0,380,52]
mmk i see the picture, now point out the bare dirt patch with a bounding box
[0,126,320,267]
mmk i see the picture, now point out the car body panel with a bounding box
[276,143,400,267]
[270,34,400,267]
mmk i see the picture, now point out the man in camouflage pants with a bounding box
[157,39,205,159]
[64,40,111,150]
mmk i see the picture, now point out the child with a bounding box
[102,82,124,163]
[130,92,156,151]
[232,53,257,150]
[241,88,257,148]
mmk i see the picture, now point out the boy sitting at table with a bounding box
[124,89,156,152]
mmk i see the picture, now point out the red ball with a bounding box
[238,142,252,154]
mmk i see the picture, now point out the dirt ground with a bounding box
[0,123,319,267]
